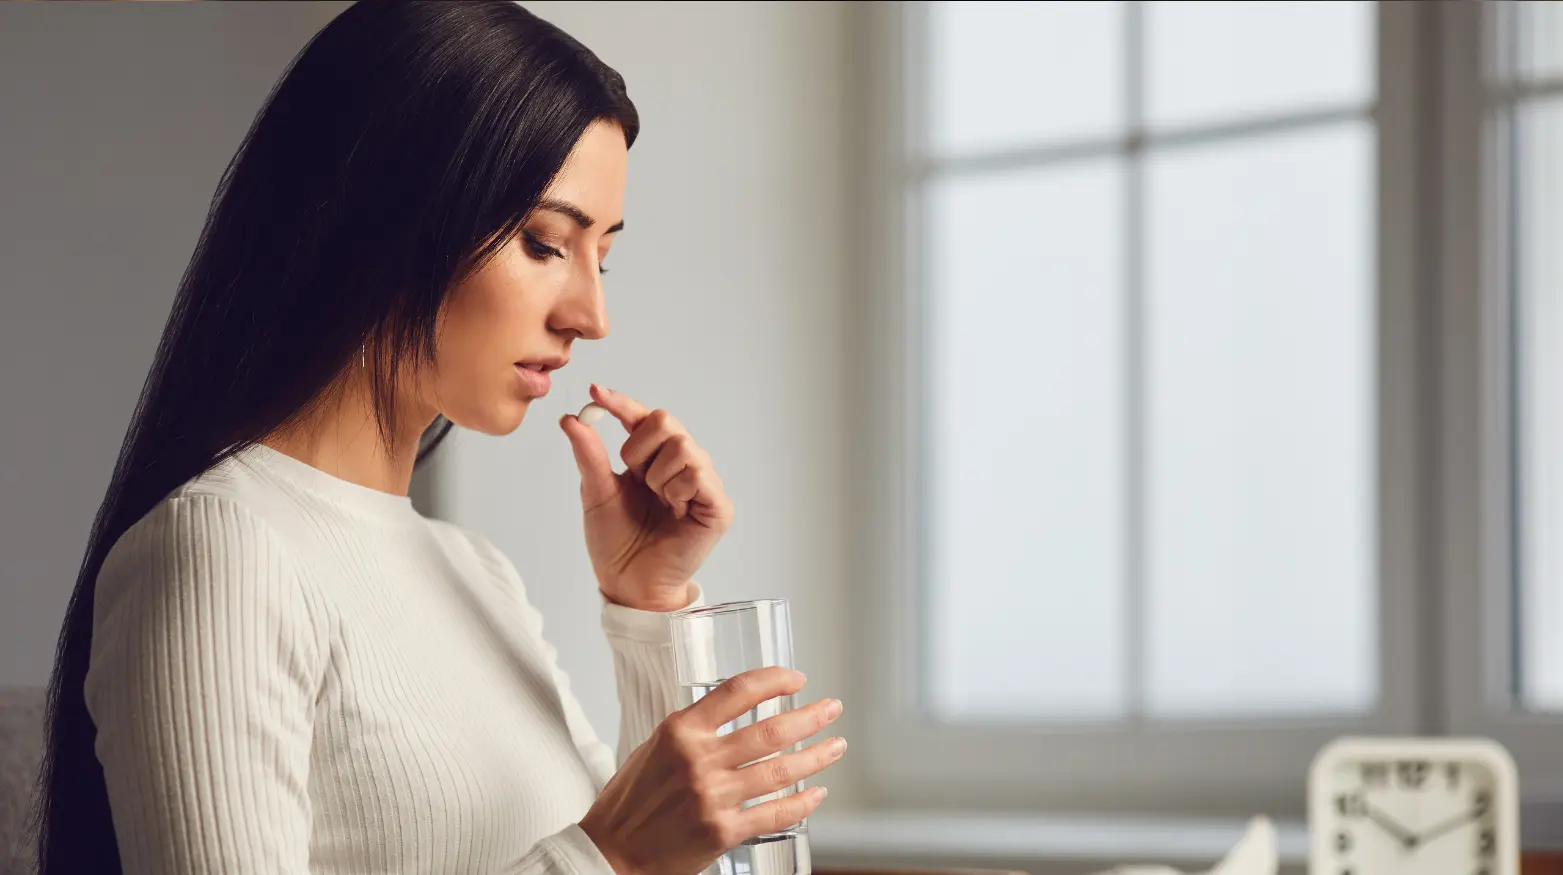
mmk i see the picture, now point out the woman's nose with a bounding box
[553,271,609,340]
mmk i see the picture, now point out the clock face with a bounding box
[1314,755,1503,875]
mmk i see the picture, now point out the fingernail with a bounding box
[828,737,847,758]
[814,786,829,800]
[595,384,612,396]
[790,669,807,686]
[823,698,842,719]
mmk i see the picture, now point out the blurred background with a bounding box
[3,1,1562,874]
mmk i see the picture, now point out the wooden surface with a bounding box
[1527,852,1563,875]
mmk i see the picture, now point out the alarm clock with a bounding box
[1308,736,1520,875]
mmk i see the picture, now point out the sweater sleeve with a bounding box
[505,823,625,875]
[599,585,705,767]
[83,494,327,874]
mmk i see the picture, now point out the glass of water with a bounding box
[670,598,811,875]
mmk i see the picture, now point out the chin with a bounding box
[448,397,532,437]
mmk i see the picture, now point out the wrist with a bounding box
[601,581,695,614]
[578,819,639,875]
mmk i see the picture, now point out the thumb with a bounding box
[560,414,619,508]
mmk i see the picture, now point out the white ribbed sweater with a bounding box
[84,443,694,874]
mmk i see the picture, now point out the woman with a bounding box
[32,2,844,873]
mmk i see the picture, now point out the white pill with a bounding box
[578,403,608,426]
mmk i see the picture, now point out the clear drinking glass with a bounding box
[670,599,811,875]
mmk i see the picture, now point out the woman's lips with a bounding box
[514,362,553,397]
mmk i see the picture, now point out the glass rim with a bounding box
[672,598,789,620]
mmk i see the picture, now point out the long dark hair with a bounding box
[32,2,638,871]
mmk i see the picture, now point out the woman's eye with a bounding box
[521,232,564,261]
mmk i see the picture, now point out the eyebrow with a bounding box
[536,198,625,234]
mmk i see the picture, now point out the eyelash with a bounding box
[522,231,609,275]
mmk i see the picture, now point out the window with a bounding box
[921,0,1379,725]
[857,0,1427,816]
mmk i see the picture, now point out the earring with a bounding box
[361,343,366,369]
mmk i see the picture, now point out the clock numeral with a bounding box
[1446,762,1461,788]
[1335,831,1351,854]
[1397,760,1431,789]
[1335,793,1365,817]
[1361,763,1389,786]
[1474,790,1492,816]
[1479,829,1496,857]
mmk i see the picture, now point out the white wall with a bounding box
[433,0,860,799]
[0,1,350,687]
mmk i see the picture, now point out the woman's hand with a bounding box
[560,384,735,612]
[579,667,844,875]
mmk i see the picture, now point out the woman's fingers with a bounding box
[645,435,697,491]
[734,786,830,839]
[655,461,732,528]
[733,737,846,803]
[589,383,653,431]
[588,384,735,528]
[660,468,701,520]
[719,697,842,767]
[621,409,689,479]
[683,667,806,732]
[589,384,678,478]
[645,439,709,519]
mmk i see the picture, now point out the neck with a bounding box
[261,372,435,497]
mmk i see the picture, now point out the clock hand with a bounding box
[1415,806,1484,847]
[1361,800,1419,848]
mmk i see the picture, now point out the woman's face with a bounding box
[429,120,628,435]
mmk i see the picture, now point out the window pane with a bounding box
[1144,0,1376,131]
[1516,1,1563,83]
[1143,123,1377,719]
[924,161,1128,721]
[926,1,1124,158]
[1517,99,1563,711]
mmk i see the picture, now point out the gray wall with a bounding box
[0,1,351,687]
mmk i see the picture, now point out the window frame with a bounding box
[852,0,1429,817]
[1436,0,1563,802]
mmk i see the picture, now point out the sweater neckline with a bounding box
[234,443,422,524]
